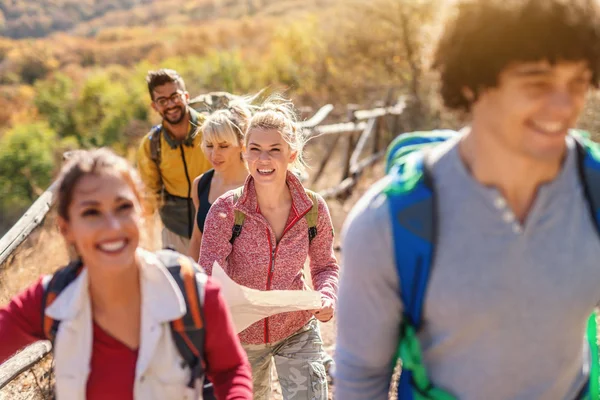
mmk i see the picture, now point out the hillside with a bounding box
[0,0,154,38]
[0,0,444,236]
[0,0,337,39]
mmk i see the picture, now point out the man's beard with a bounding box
[162,105,187,125]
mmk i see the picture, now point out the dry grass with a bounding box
[0,215,66,400]
[0,221,67,302]
[0,357,54,400]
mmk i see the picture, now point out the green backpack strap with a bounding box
[586,311,600,400]
[229,187,320,245]
[304,189,319,243]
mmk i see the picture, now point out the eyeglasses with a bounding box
[154,92,185,108]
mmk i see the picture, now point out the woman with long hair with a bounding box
[199,95,339,400]
[0,148,253,400]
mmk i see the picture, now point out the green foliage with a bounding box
[34,73,77,138]
[5,42,60,84]
[0,0,454,228]
[72,68,149,150]
[0,122,57,213]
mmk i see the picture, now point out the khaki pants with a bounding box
[243,319,331,400]
[161,227,190,254]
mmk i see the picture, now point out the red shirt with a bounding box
[0,276,252,400]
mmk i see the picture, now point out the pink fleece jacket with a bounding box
[199,172,339,344]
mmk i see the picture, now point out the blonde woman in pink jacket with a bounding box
[199,95,339,400]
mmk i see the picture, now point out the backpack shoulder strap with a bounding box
[230,187,246,244]
[385,129,458,174]
[196,170,214,201]
[575,132,600,227]
[385,148,455,399]
[149,125,162,167]
[304,189,319,243]
[385,151,436,329]
[41,261,84,343]
[156,249,207,389]
[573,131,600,400]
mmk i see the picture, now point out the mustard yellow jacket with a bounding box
[136,108,211,237]
[137,108,211,197]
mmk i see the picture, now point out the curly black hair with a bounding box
[433,0,600,111]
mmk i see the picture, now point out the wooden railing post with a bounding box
[311,134,341,185]
[0,341,52,390]
[0,181,59,268]
[341,104,359,181]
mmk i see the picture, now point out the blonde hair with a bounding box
[200,98,254,154]
[245,94,308,175]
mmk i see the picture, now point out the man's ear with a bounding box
[151,101,159,113]
[183,91,190,104]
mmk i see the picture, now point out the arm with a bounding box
[198,194,234,276]
[0,277,46,364]
[203,277,253,399]
[334,182,402,400]
[136,135,162,213]
[188,175,204,260]
[308,195,340,317]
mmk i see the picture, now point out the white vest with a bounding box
[45,249,204,400]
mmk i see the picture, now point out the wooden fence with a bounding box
[0,97,407,392]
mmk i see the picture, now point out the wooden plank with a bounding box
[308,121,367,137]
[320,150,385,200]
[373,113,385,154]
[311,134,342,184]
[298,104,334,129]
[349,117,377,171]
[306,100,405,138]
[341,133,357,181]
[353,98,407,121]
[320,176,356,200]
[0,180,59,268]
[351,150,386,175]
[0,341,52,390]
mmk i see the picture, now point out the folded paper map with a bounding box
[212,261,322,333]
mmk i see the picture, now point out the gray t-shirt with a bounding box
[335,136,600,400]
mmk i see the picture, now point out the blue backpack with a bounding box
[384,129,600,400]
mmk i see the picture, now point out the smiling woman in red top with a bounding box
[199,94,340,400]
[0,148,252,400]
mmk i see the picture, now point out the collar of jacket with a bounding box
[45,249,187,323]
[234,170,314,220]
[162,107,202,149]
